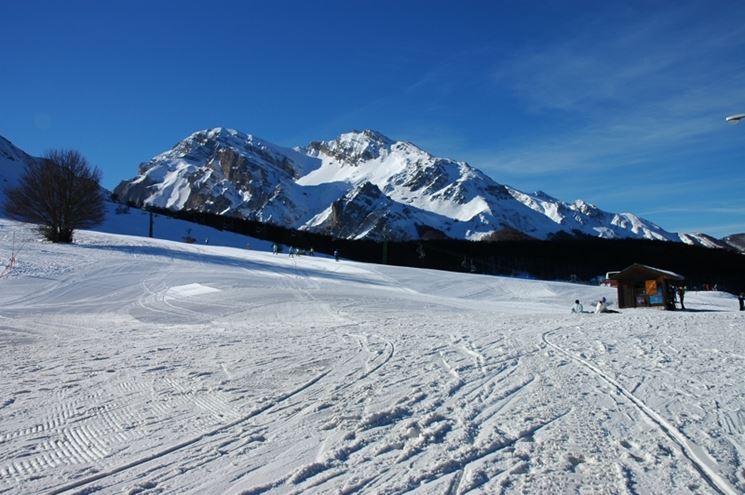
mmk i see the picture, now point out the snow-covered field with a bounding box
[0,218,743,494]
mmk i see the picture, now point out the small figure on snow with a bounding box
[571,300,584,313]
[595,297,608,314]
[677,286,686,310]
[334,249,340,262]
[272,243,279,255]
[595,297,619,314]
[738,292,744,311]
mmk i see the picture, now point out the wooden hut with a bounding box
[608,263,684,309]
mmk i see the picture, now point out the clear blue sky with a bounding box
[2,0,744,237]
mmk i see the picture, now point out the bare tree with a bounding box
[4,149,105,243]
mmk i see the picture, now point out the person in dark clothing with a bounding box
[666,286,676,310]
[739,292,745,311]
[677,286,686,310]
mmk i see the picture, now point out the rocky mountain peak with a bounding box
[178,128,266,156]
[343,129,394,147]
[572,199,600,216]
[306,129,397,166]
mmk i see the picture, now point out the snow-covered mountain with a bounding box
[678,232,732,250]
[114,128,686,242]
[2,130,740,252]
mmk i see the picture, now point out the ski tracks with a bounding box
[269,323,548,494]
[543,328,738,495]
[43,368,332,495]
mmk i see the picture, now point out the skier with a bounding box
[334,249,340,262]
[738,292,744,311]
[571,300,584,313]
[272,243,279,255]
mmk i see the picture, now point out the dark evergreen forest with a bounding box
[127,203,745,293]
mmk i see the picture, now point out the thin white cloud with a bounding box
[483,6,745,176]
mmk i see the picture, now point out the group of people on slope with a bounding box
[571,297,617,314]
[271,243,340,261]
[572,290,745,313]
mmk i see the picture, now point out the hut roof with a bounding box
[608,263,684,282]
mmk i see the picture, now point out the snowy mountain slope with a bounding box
[114,128,681,242]
[0,219,743,494]
[679,232,732,250]
[94,201,273,251]
[0,135,269,251]
[0,135,35,196]
[113,128,326,227]
[300,130,682,241]
[722,233,745,253]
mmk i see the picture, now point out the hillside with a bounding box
[0,218,743,494]
[0,135,33,194]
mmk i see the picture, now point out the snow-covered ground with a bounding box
[0,218,743,494]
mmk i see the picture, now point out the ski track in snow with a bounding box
[543,328,738,495]
[0,220,743,494]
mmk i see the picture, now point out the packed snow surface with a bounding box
[0,220,743,494]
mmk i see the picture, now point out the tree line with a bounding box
[123,202,745,293]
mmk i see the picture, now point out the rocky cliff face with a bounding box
[113,127,683,242]
[113,128,315,228]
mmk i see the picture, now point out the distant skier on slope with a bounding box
[738,292,744,311]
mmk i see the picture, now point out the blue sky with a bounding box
[2,0,744,237]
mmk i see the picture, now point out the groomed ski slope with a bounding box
[0,219,743,494]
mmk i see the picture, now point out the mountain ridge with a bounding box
[0,130,739,250]
[114,127,686,243]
